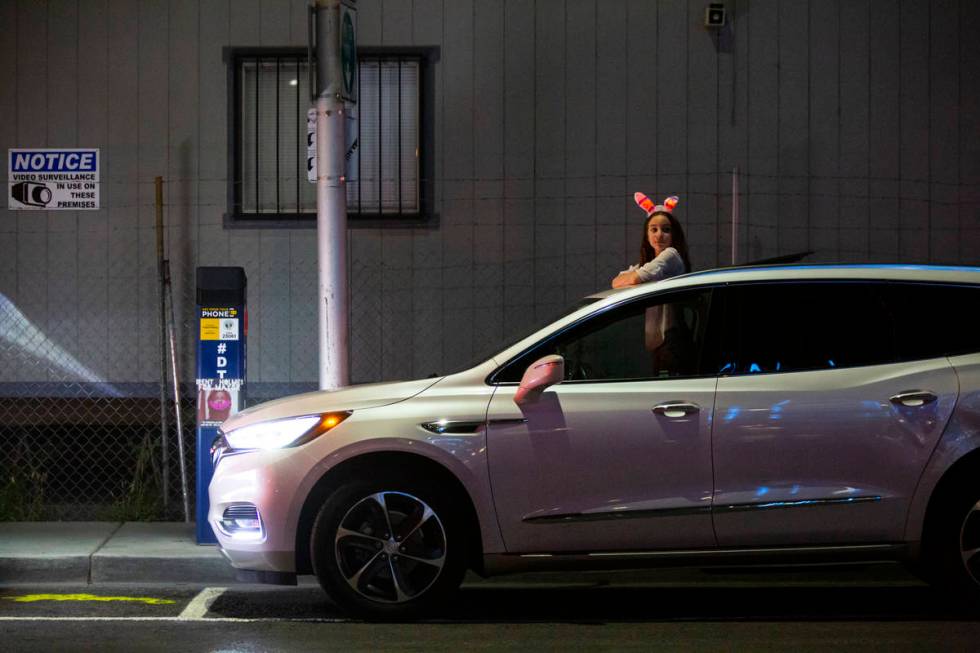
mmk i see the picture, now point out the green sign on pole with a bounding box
[340,3,357,103]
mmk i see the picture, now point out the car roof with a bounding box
[685,262,980,282]
[585,263,980,301]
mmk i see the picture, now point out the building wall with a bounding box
[1,0,978,390]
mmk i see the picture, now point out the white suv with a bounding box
[210,264,980,619]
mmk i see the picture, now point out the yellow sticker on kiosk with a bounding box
[200,318,220,340]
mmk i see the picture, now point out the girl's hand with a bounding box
[611,270,640,289]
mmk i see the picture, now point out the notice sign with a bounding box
[8,148,100,210]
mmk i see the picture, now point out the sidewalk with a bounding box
[0,522,236,584]
[0,521,926,587]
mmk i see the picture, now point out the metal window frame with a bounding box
[225,46,439,229]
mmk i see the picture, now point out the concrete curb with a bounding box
[90,522,238,583]
[0,556,92,584]
[0,522,239,585]
[90,555,238,583]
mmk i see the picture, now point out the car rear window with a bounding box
[880,282,980,361]
[722,282,898,375]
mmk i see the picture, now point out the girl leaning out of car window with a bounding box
[610,193,694,373]
[610,193,691,289]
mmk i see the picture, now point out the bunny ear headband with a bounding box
[634,192,679,217]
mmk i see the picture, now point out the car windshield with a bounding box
[429,297,604,377]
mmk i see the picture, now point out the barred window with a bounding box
[231,49,427,222]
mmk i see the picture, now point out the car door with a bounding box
[486,287,720,553]
[711,281,959,546]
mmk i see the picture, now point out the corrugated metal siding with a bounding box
[0,0,978,387]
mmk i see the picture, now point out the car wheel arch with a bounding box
[918,447,980,551]
[293,451,485,576]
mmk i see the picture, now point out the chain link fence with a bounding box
[0,285,197,521]
[0,282,323,521]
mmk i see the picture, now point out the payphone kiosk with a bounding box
[195,267,246,545]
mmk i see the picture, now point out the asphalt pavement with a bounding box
[3,522,979,650]
[2,580,979,652]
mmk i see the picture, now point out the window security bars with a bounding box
[236,53,420,220]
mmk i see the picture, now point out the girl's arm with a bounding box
[611,267,641,288]
[636,248,684,283]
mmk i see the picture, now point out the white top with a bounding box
[626,247,686,283]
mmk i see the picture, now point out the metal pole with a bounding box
[154,177,169,510]
[315,0,350,390]
[731,166,739,266]
[155,177,191,522]
[165,258,191,523]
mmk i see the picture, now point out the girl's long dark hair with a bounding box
[639,211,692,272]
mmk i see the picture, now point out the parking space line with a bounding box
[177,587,226,620]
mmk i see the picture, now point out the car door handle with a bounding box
[652,402,701,417]
[889,390,938,407]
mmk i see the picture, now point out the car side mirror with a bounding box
[514,355,564,406]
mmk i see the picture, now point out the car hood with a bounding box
[219,377,444,432]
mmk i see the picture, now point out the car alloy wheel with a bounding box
[334,491,447,604]
[960,499,980,586]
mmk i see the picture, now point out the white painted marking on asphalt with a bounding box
[177,587,226,620]
[0,617,350,623]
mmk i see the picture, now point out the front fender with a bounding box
[286,432,505,560]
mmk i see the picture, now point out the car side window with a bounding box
[724,282,897,375]
[495,289,715,383]
[881,282,980,360]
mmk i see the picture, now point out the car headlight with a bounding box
[222,411,351,450]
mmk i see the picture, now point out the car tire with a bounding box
[310,475,467,620]
[924,478,980,599]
